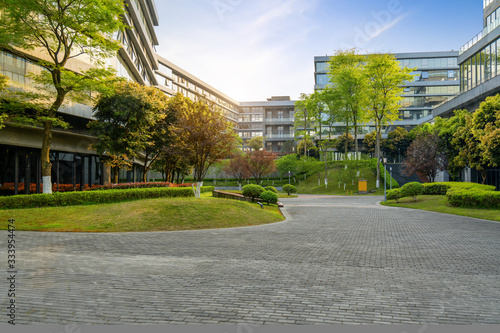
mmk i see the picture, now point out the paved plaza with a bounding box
[1,195,500,325]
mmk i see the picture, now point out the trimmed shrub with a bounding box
[260,190,278,205]
[242,184,265,201]
[282,184,297,196]
[0,187,214,210]
[400,182,424,201]
[264,186,278,193]
[423,182,495,195]
[447,189,500,209]
[386,189,402,203]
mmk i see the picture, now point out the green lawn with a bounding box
[382,195,500,222]
[296,166,385,195]
[0,193,285,232]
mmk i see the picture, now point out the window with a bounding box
[421,71,429,79]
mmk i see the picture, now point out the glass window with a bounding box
[316,74,329,85]
[421,71,429,79]
[315,62,328,72]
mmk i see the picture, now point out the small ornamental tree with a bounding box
[403,132,447,183]
[242,184,265,201]
[245,150,277,184]
[265,186,278,193]
[386,188,402,203]
[224,152,251,190]
[282,184,297,196]
[247,136,265,151]
[260,190,278,205]
[400,182,424,202]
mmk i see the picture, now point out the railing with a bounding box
[265,118,294,124]
[265,134,295,140]
[460,16,500,54]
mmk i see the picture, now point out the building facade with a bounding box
[239,96,296,154]
[314,51,460,135]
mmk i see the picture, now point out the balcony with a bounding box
[460,16,500,54]
[266,134,295,141]
[265,118,294,125]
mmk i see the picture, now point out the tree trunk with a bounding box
[41,88,66,194]
[376,126,381,189]
[41,119,53,194]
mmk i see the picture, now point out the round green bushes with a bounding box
[282,184,297,196]
[260,190,278,205]
[386,189,402,203]
[400,182,424,201]
[264,186,278,193]
[242,184,265,201]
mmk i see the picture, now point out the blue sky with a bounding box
[154,0,483,102]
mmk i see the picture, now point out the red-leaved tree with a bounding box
[224,153,251,189]
[245,150,277,184]
[403,132,447,183]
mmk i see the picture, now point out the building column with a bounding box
[24,153,30,195]
[14,150,19,196]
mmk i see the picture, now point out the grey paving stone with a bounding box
[1,194,500,325]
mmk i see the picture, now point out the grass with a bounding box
[382,195,500,222]
[0,192,285,232]
[296,166,384,195]
[222,190,298,199]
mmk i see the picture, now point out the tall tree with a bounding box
[294,93,319,156]
[327,49,368,160]
[171,97,238,198]
[0,0,126,193]
[364,53,414,187]
[89,81,169,183]
[0,72,8,129]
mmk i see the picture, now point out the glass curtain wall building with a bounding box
[0,0,161,194]
[314,51,459,135]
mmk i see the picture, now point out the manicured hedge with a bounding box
[0,186,215,209]
[423,182,496,195]
[447,189,500,209]
[242,184,265,201]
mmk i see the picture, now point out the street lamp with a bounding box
[384,158,387,203]
[390,167,393,190]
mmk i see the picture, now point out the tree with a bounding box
[0,0,126,193]
[0,72,8,129]
[365,53,414,188]
[223,152,251,189]
[382,127,409,163]
[403,132,447,183]
[280,140,295,154]
[472,95,500,170]
[297,138,319,159]
[172,97,238,198]
[434,114,466,180]
[248,136,264,151]
[88,81,169,183]
[244,150,277,184]
[294,93,319,156]
[276,154,300,179]
[362,131,381,155]
[327,49,368,159]
[335,133,355,155]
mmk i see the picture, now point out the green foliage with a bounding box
[247,136,264,151]
[386,189,402,203]
[382,127,409,162]
[447,190,500,209]
[259,190,278,205]
[0,187,216,210]
[297,138,318,158]
[422,182,496,195]
[264,186,278,193]
[335,133,355,153]
[400,182,424,201]
[242,184,265,201]
[276,154,300,177]
[282,184,298,195]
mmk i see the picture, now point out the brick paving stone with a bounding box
[1,194,500,325]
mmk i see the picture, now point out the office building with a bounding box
[239,96,296,154]
[314,51,459,135]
